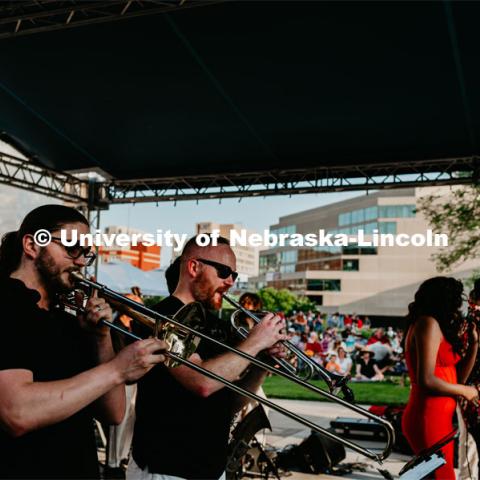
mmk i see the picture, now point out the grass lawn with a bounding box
[263,376,410,406]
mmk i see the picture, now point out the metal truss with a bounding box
[0,153,477,207]
[0,151,89,204]
[102,156,479,204]
[0,0,222,40]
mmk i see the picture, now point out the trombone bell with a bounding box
[159,303,204,368]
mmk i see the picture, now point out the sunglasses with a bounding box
[50,236,97,267]
[196,258,238,282]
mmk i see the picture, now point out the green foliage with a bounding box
[143,295,164,308]
[257,287,294,313]
[417,185,480,271]
[257,287,317,314]
[294,295,319,313]
[463,269,480,293]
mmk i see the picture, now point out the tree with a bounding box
[257,287,317,315]
[418,185,480,271]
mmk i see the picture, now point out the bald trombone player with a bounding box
[129,235,286,480]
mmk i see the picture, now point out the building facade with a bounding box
[254,187,480,317]
[99,226,161,271]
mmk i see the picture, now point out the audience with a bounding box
[279,309,406,381]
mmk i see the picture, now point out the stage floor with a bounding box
[264,399,411,479]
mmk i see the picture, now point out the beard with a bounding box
[35,248,77,295]
[191,271,223,310]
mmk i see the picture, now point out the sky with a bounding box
[0,139,367,267]
[98,190,365,265]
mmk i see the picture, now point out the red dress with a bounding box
[402,335,460,480]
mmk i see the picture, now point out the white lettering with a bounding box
[196,233,211,246]
[229,230,245,246]
[115,233,130,247]
[357,230,371,246]
[434,232,449,247]
[318,230,333,246]
[395,233,410,247]
[304,233,317,247]
[173,233,188,252]
[410,233,425,247]
[334,234,349,246]
[61,229,77,246]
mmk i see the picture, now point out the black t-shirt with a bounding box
[358,357,378,378]
[0,277,99,479]
[131,296,234,479]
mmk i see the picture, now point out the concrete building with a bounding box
[254,187,480,318]
[99,226,161,271]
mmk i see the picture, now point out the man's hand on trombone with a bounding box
[245,313,288,356]
[112,338,168,384]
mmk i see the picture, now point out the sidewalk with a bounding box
[264,399,411,479]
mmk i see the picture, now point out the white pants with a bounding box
[107,384,137,467]
[126,456,226,480]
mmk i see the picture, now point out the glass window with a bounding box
[379,222,397,234]
[364,206,378,221]
[307,279,341,291]
[363,222,378,234]
[314,245,342,254]
[280,250,298,264]
[342,244,378,255]
[270,225,296,235]
[343,259,359,271]
[360,246,378,255]
[338,212,351,226]
[259,253,280,274]
[379,205,415,218]
[351,209,364,224]
[400,205,416,217]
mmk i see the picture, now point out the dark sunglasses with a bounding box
[50,236,97,267]
[196,258,238,282]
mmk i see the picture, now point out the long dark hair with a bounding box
[0,204,89,277]
[405,276,465,355]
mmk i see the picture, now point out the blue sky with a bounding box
[99,190,365,265]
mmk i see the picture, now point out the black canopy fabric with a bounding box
[0,1,478,182]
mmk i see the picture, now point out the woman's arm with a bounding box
[415,316,477,400]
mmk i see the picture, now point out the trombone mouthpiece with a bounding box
[69,271,84,282]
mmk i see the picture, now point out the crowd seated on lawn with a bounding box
[285,311,406,381]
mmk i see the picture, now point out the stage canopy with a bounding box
[0,1,478,204]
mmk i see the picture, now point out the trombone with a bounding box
[69,272,395,464]
[224,294,354,401]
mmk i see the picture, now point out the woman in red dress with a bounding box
[402,277,479,479]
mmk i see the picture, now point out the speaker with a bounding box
[277,429,346,474]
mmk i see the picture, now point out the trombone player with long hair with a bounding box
[0,205,167,479]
